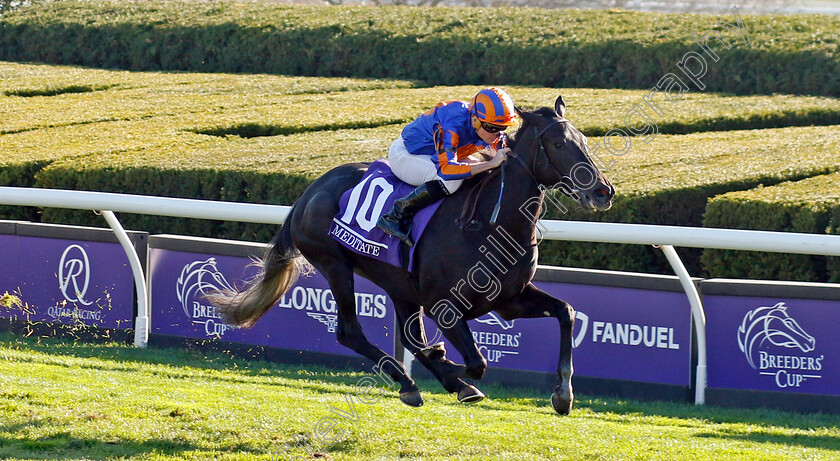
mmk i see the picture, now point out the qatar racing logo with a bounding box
[176,258,238,337]
[58,244,93,306]
[738,302,823,388]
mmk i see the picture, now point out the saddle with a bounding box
[329,160,443,271]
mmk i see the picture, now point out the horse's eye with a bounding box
[554,141,566,150]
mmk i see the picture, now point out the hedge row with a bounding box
[3,61,840,279]
[702,172,840,282]
[538,125,840,276]
[2,2,840,96]
[35,125,401,242]
[30,123,840,279]
[7,61,840,140]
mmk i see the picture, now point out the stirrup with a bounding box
[377,215,414,247]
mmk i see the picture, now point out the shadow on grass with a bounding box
[0,431,202,460]
[571,396,840,452]
[693,427,840,452]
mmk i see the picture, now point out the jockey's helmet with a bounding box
[470,87,517,127]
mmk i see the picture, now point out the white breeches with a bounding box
[388,136,464,195]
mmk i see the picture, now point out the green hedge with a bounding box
[538,125,840,276]
[7,61,839,139]
[2,2,840,96]
[832,207,840,282]
[35,125,401,241]
[32,122,840,278]
[4,61,840,279]
[702,172,840,282]
[6,61,840,203]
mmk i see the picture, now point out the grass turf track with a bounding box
[0,332,838,460]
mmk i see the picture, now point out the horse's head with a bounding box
[510,95,615,211]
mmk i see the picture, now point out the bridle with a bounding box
[489,117,577,224]
[507,117,580,194]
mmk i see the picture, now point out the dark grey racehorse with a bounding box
[206,96,614,414]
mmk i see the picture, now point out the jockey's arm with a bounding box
[435,128,509,179]
[469,148,508,176]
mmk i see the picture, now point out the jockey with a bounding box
[376,87,516,246]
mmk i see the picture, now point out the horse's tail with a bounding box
[204,218,304,329]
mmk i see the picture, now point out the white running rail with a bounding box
[2,186,838,406]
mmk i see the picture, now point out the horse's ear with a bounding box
[555,95,566,117]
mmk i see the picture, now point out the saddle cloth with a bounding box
[328,159,443,271]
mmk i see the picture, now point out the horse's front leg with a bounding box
[495,283,575,415]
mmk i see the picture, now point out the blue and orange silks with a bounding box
[400,101,504,180]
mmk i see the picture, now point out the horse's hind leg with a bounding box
[318,262,422,406]
[394,302,484,404]
[293,188,420,407]
[494,283,575,415]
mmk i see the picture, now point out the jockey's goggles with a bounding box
[480,121,507,133]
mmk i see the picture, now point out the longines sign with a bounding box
[149,247,395,357]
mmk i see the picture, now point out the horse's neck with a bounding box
[493,152,544,246]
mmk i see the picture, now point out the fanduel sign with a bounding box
[420,279,691,385]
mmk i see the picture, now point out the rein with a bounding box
[458,118,567,228]
[456,166,503,229]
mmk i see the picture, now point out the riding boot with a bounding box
[377,180,448,247]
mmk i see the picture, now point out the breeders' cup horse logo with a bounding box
[177,258,235,319]
[59,244,93,306]
[738,302,815,369]
[474,311,590,348]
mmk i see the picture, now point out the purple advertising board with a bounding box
[0,233,16,295]
[538,280,691,385]
[704,284,839,396]
[416,272,692,386]
[149,247,395,357]
[0,233,135,330]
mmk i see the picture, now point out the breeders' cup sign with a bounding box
[706,295,837,395]
[738,303,822,389]
[4,236,134,329]
[176,258,239,337]
[150,248,394,356]
[422,280,691,385]
[419,310,557,374]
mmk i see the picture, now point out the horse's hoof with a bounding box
[399,391,424,407]
[457,385,485,404]
[551,390,573,415]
